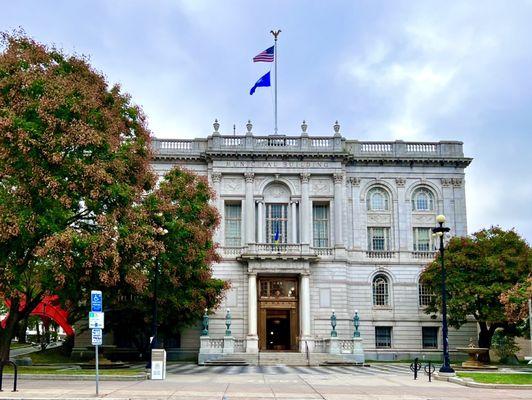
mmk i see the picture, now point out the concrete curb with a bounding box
[435,373,532,390]
[0,398,130,400]
[1,373,147,381]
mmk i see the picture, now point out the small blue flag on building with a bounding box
[274,224,280,245]
[253,46,274,62]
[250,71,271,95]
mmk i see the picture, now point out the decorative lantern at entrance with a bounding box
[353,310,360,338]
[225,309,232,336]
[201,308,209,336]
[330,310,337,337]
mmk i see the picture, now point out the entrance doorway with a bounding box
[266,309,291,350]
[258,277,299,351]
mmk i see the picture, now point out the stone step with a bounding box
[204,359,249,366]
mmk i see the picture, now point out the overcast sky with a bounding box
[2,0,531,241]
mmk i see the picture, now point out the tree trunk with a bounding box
[17,318,28,344]
[0,305,21,362]
[478,322,497,363]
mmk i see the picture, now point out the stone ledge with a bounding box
[435,372,532,390]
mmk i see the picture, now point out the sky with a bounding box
[2,0,532,241]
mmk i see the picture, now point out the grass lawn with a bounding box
[25,346,73,364]
[10,342,34,349]
[457,372,532,385]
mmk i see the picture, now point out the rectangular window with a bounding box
[413,227,432,251]
[368,227,390,251]
[422,327,438,349]
[375,327,392,348]
[312,204,329,248]
[224,202,241,246]
[266,204,288,244]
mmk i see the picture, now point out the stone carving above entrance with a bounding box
[263,183,291,202]
[311,179,332,195]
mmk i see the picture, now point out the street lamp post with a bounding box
[432,214,454,374]
[151,227,168,352]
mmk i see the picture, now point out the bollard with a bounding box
[0,360,18,392]
[424,361,436,382]
[410,357,421,380]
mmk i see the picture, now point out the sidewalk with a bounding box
[1,372,531,400]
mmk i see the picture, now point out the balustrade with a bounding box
[151,136,463,159]
[365,250,395,259]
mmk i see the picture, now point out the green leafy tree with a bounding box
[106,167,228,354]
[421,227,531,362]
[0,32,154,361]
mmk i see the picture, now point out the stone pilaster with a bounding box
[299,273,311,351]
[211,172,222,245]
[333,173,344,247]
[246,272,258,353]
[300,173,311,245]
[244,172,255,244]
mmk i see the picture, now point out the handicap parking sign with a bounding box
[91,290,102,312]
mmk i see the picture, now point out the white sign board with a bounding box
[150,349,166,380]
[89,311,104,329]
[91,328,103,346]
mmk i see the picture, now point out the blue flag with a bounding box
[250,71,271,95]
[274,224,280,244]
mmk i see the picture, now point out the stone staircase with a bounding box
[200,352,356,366]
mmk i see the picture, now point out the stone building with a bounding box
[151,120,476,362]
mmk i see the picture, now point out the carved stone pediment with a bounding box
[311,178,332,195]
[263,183,291,202]
[367,213,391,225]
[223,177,243,194]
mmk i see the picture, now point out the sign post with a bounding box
[90,291,103,396]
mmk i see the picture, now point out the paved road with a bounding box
[166,363,412,376]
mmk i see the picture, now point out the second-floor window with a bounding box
[368,227,390,251]
[367,187,389,211]
[312,203,329,248]
[224,202,241,246]
[413,227,432,251]
[412,188,434,211]
[266,203,288,244]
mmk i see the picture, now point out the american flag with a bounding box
[253,46,274,62]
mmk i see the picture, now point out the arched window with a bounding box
[412,188,434,211]
[418,283,434,307]
[372,274,389,306]
[367,187,389,211]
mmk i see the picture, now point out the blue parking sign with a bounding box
[91,290,102,312]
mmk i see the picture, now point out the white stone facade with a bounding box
[151,127,476,360]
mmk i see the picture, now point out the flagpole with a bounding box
[271,30,281,135]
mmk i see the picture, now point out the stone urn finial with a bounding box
[213,119,220,136]
[301,120,308,136]
[333,120,341,136]
[246,120,253,135]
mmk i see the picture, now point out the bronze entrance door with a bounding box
[258,277,299,351]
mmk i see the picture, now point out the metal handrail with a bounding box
[0,360,18,392]
[305,340,310,367]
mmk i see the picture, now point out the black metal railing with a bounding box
[0,360,18,392]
